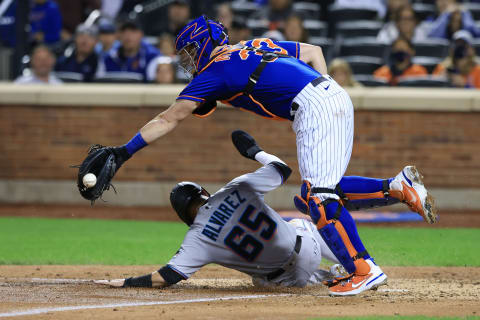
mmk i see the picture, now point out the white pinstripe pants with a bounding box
[292,76,354,200]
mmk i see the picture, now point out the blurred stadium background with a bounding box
[0,0,479,214]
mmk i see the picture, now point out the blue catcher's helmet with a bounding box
[175,15,229,77]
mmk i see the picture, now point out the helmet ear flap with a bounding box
[170,182,206,226]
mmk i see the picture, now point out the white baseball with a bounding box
[82,173,97,188]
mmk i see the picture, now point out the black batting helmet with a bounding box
[170,181,209,226]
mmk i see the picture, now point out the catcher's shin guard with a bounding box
[337,178,403,211]
[294,180,311,214]
[308,197,370,275]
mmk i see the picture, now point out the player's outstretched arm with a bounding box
[94,270,170,288]
[140,99,199,143]
[110,99,198,163]
[298,43,328,75]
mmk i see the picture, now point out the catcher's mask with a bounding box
[175,15,229,78]
[170,181,210,226]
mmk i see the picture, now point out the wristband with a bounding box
[125,132,148,155]
[123,274,152,287]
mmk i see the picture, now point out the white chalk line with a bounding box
[1,278,410,292]
[0,294,291,318]
[0,277,247,284]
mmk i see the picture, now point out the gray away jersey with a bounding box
[166,163,299,280]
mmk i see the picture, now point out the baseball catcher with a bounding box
[80,16,438,295]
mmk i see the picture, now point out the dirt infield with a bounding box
[1,204,479,319]
[0,265,479,319]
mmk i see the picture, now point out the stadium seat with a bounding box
[94,73,143,83]
[231,1,259,18]
[339,38,388,59]
[413,39,450,58]
[397,75,450,87]
[411,0,436,4]
[412,56,442,73]
[472,38,480,56]
[463,3,480,21]
[303,20,328,38]
[0,47,12,80]
[329,7,379,21]
[293,2,321,19]
[54,71,83,83]
[412,3,436,21]
[340,56,383,75]
[246,19,268,37]
[335,20,383,39]
[355,74,389,87]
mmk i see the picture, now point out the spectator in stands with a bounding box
[284,14,308,43]
[229,17,252,45]
[56,0,100,41]
[216,2,234,31]
[374,37,428,85]
[30,0,62,46]
[96,20,160,82]
[425,0,457,22]
[385,0,410,22]
[14,45,62,84]
[0,0,16,47]
[251,0,294,32]
[155,56,176,84]
[166,0,191,37]
[158,33,176,57]
[55,24,98,82]
[262,30,285,41]
[95,20,118,55]
[328,58,362,88]
[330,0,387,20]
[377,5,427,44]
[433,30,480,88]
[428,5,480,40]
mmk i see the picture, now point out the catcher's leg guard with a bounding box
[309,197,370,275]
[294,180,311,214]
[336,176,404,211]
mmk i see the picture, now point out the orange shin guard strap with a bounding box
[333,220,371,276]
[313,197,328,229]
[344,191,386,200]
[344,190,404,201]
[333,221,357,258]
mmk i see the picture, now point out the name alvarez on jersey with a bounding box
[201,189,247,241]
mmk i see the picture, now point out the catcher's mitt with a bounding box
[73,144,131,204]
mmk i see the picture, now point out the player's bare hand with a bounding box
[94,279,125,287]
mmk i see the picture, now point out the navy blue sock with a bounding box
[325,201,371,260]
[125,132,147,155]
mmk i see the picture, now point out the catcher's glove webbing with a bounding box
[73,144,131,204]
